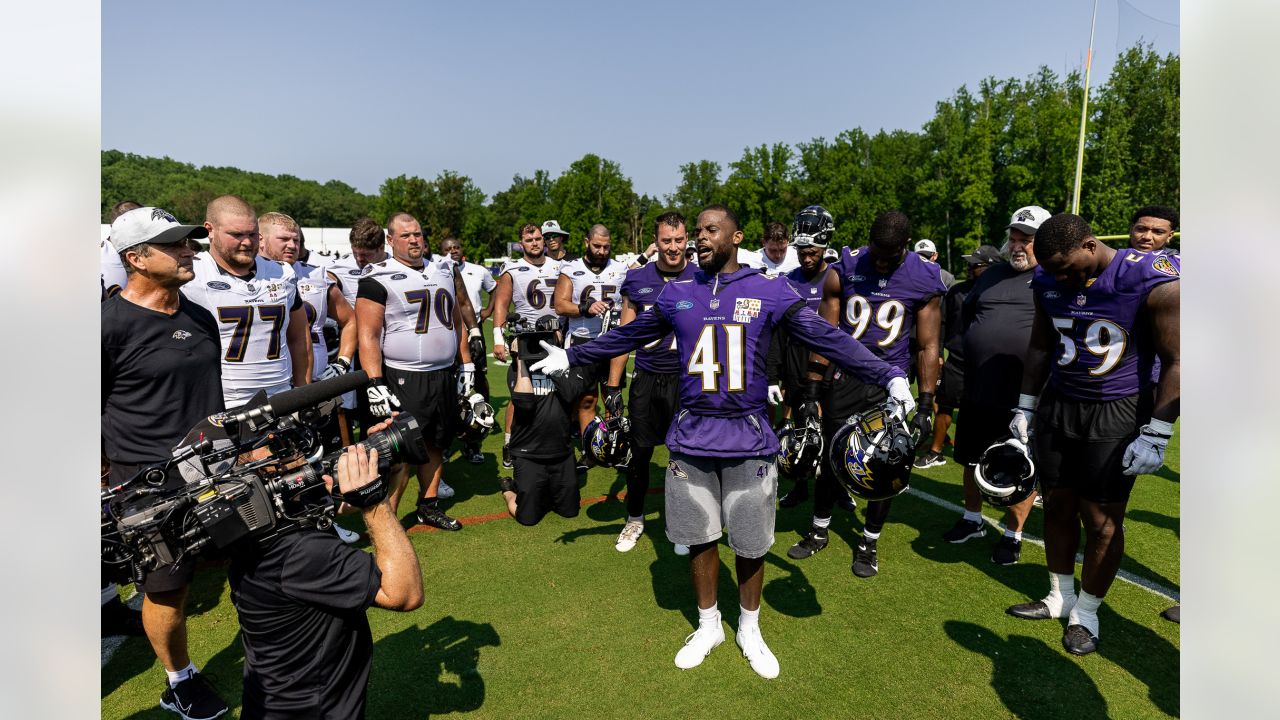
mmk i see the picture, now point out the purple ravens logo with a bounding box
[151,208,178,223]
[1015,208,1036,222]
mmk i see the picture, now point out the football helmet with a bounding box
[792,205,835,247]
[827,402,916,501]
[457,392,496,443]
[778,419,824,477]
[582,415,632,468]
[974,439,1036,507]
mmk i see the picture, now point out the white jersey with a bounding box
[456,261,497,314]
[101,239,127,298]
[759,246,800,276]
[294,261,337,379]
[561,258,627,340]
[327,254,374,307]
[181,253,300,406]
[359,256,460,372]
[736,247,764,269]
[503,256,562,325]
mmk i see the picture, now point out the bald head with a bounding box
[587,224,611,240]
[205,194,256,225]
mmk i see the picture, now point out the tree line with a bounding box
[102,43,1177,271]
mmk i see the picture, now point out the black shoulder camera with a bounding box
[504,313,561,363]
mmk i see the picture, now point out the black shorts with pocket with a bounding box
[953,402,1014,465]
[1031,387,1149,504]
[628,369,680,449]
[383,365,457,450]
[936,358,964,414]
[512,454,579,525]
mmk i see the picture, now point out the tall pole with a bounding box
[1071,0,1100,214]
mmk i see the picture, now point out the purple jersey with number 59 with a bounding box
[831,248,947,374]
[620,262,697,374]
[1033,250,1179,402]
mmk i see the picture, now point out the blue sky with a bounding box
[102,0,1179,200]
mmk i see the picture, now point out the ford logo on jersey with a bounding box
[675,300,694,311]
[391,273,408,280]
[573,271,585,276]
[1043,291,1060,299]
[637,287,653,295]
[206,281,231,290]
[348,268,363,276]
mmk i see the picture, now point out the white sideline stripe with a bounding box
[904,486,1181,603]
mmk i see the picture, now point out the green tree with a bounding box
[720,143,798,244]
[666,160,723,222]
[547,154,638,255]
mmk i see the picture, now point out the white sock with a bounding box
[626,515,644,525]
[1004,528,1022,541]
[1042,572,1077,618]
[1069,592,1103,637]
[963,510,983,524]
[812,516,832,530]
[864,529,881,541]
[739,605,760,633]
[166,662,198,687]
[504,433,511,444]
[697,604,720,630]
[101,583,118,606]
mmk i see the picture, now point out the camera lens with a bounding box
[365,414,429,466]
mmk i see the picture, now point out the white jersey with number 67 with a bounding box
[503,257,562,326]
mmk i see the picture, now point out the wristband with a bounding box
[493,327,505,347]
[468,327,481,340]
[578,299,594,317]
[634,253,649,266]
[1145,418,1175,437]
[917,392,935,409]
[335,356,351,370]
[462,362,475,372]
[1016,393,1039,411]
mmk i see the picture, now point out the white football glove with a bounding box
[319,356,350,381]
[886,376,916,416]
[1122,419,1174,476]
[366,380,401,418]
[1009,393,1038,444]
[528,340,570,377]
[767,384,784,406]
[457,362,476,397]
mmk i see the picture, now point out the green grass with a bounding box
[103,360,1180,719]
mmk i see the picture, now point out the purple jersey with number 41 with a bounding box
[831,248,946,375]
[567,266,903,457]
[1033,250,1179,402]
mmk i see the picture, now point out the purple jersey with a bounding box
[567,266,903,457]
[1033,249,1179,402]
[784,265,830,312]
[620,262,697,374]
[832,247,946,374]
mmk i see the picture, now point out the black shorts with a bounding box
[108,462,196,594]
[512,454,579,525]
[936,358,964,414]
[820,372,888,430]
[628,369,680,448]
[1031,389,1148,503]
[953,402,1012,465]
[383,365,457,450]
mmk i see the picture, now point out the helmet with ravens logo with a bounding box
[974,439,1036,507]
[582,415,632,468]
[827,402,916,501]
[792,205,835,247]
[778,418,824,477]
[457,392,496,443]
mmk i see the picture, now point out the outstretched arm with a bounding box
[565,307,671,366]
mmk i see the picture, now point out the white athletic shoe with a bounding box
[335,525,360,544]
[437,480,455,499]
[674,624,724,670]
[736,625,780,679]
[615,521,645,552]
[673,543,690,556]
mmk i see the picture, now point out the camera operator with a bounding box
[229,431,424,720]
[101,207,229,719]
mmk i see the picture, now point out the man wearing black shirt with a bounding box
[101,207,229,720]
[229,436,424,720]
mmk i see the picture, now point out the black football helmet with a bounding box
[457,392,496,443]
[792,205,835,247]
[974,439,1036,507]
[778,418,824,477]
[827,402,916,501]
[582,415,632,468]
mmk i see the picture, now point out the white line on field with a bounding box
[101,592,142,668]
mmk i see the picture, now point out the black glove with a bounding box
[603,385,623,417]
[910,392,935,447]
[331,473,388,509]
[796,382,821,428]
[467,329,486,367]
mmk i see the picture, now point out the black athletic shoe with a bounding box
[1161,605,1180,624]
[465,443,484,465]
[942,518,987,544]
[498,476,515,494]
[101,596,144,637]
[1006,600,1055,620]
[779,481,809,508]
[837,493,857,513]
[415,504,463,531]
[786,529,829,560]
[852,538,878,577]
[991,536,1022,565]
[502,444,513,469]
[1062,624,1099,655]
[159,673,228,720]
[913,450,945,469]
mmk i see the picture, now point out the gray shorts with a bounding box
[664,452,778,559]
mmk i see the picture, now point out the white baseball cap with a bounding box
[540,220,569,238]
[109,207,208,253]
[913,239,937,255]
[1006,206,1052,235]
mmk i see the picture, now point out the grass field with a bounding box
[102,359,1180,719]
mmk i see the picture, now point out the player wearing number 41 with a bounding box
[531,205,912,680]
[180,195,312,408]
[1005,213,1179,656]
[356,212,479,532]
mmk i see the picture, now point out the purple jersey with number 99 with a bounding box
[831,247,947,374]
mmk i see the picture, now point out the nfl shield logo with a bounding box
[709,298,720,310]
[1075,294,1087,307]
[879,279,888,288]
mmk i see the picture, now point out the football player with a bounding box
[786,211,945,578]
[443,237,498,463]
[1005,213,1179,655]
[490,223,564,467]
[356,213,475,531]
[181,195,311,408]
[758,221,800,275]
[606,212,696,554]
[552,224,629,460]
[532,205,912,680]
[1127,204,1179,256]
